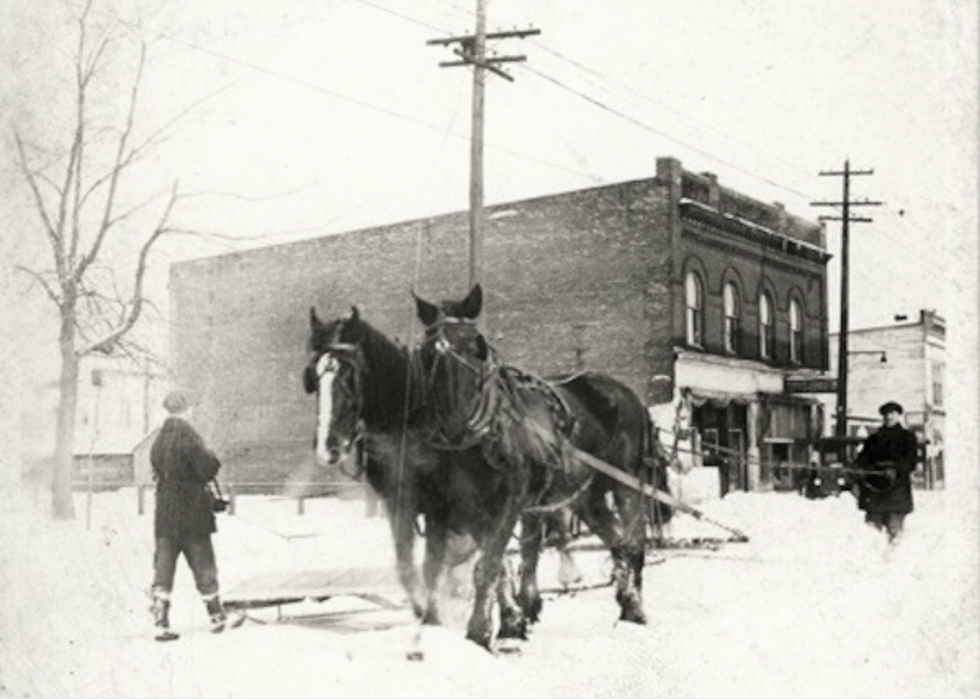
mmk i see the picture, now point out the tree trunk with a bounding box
[52,315,78,520]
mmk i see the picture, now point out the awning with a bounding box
[685,388,755,409]
[685,387,821,409]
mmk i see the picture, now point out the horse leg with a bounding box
[496,557,528,640]
[580,488,647,625]
[517,512,544,624]
[613,484,648,619]
[554,510,583,587]
[386,494,426,619]
[420,515,448,626]
[466,494,526,649]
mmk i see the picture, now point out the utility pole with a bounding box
[427,3,540,291]
[812,160,881,437]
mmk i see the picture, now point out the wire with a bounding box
[528,39,817,184]
[519,63,817,203]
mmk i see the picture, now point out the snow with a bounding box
[1,484,977,698]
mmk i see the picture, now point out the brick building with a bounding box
[826,310,946,488]
[170,156,829,492]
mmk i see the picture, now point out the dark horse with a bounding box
[303,307,530,639]
[414,284,670,647]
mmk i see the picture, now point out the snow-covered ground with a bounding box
[1,482,977,698]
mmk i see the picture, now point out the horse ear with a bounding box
[310,306,321,328]
[413,291,440,327]
[349,306,360,322]
[459,283,483,320]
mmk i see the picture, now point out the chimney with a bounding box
[656,157,683,186]
[773,201,788,234]
[701,172,720,207]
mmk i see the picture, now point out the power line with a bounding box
[521,64,816,203]
[333,0,827,206]
[528,39,817,186]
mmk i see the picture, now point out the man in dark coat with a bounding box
[854,401,919,543]
[149,389,241,640]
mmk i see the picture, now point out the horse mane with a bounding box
[345,316,422,429]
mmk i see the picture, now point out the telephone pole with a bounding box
[427,2,540,291]
[811,160,882,437]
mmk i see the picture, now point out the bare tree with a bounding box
[14,0,181,519]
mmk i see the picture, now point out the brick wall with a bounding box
[171,179,677,485]
[678,229,828,368]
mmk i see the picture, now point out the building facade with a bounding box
[827,310,946,488]
[170,156,829,492]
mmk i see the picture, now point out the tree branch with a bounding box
[74,40,146,284]
[15,134,64,280]
[14,265,63,307]
[76,183,177,357]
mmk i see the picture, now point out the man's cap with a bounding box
[878,401,903,416]
[162,389,189,415]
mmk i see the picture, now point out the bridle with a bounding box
[418,317,502,449]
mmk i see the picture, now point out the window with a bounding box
[685,272,704,347]
[759,292,775,359]
[932,361,944,407]
[789,299,803,363]
[723,283,741,354]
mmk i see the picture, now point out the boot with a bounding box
[151,596,179,642]
[204,595,245,634]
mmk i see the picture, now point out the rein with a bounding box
[419,318,504,451]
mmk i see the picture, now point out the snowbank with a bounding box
[0,484,976,698]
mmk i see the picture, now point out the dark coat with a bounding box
[855,424,918,514]
[151,417,221,539]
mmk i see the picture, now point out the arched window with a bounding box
[723,282,741,354]
[759,292,775,359]
[790,299,803,363]
[685,272,704,347]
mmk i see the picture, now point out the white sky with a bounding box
[0,0,977,371]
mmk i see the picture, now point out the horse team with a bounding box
[303,284,673,651]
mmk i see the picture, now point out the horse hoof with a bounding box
[619,608,648,625]
[466,626,494,650]
[497,616,528,641]
[421,608,441,626]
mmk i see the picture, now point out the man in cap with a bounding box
[853,401,919,543]
[148,389,243,640]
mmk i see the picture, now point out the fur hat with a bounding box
[878,401,903,416]
[162,390,189,415]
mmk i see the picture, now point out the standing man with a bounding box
[854,401,919,543]
[149,389,242,641]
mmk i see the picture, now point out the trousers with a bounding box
[152,535,220,597]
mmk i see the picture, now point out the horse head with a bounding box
[305,306,365,467]
[414,283,495,445]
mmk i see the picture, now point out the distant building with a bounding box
[19,350,168,489]
[827,310,945,488]
[170,156,830,494]
[72,355,167,488]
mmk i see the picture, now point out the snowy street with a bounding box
[0,485,976,698]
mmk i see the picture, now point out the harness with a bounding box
[419,317,595,513]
